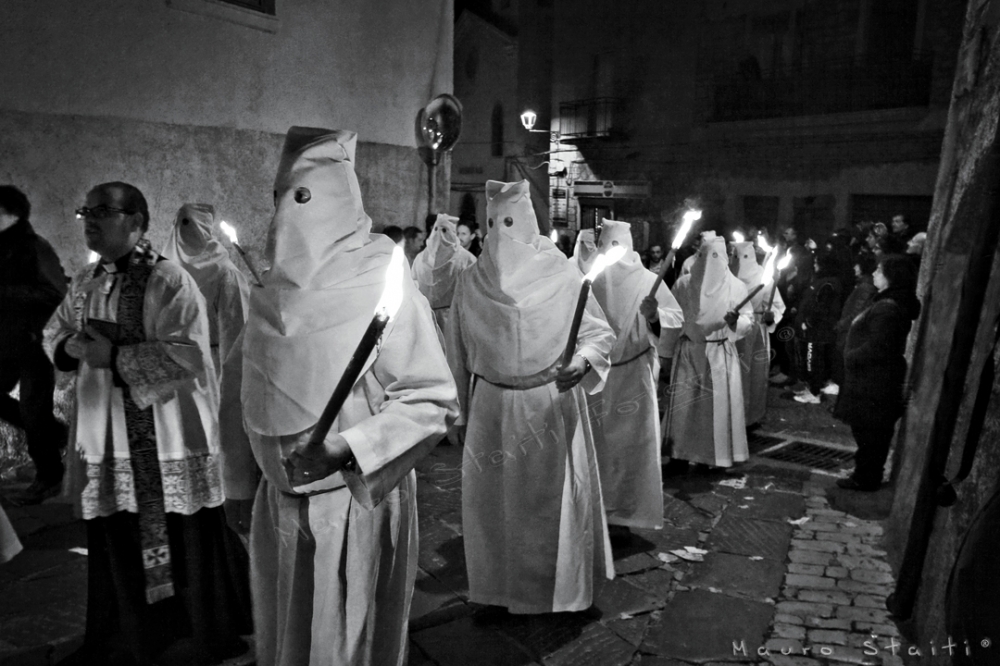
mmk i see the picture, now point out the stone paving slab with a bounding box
[735,491,806,523]
[640,590,774,662]
[491,612,591,661]
[542,621,636,666]
[684,551,786,600]
[706,514,794,561]
[411,616,539,665]
[593,575,663,618]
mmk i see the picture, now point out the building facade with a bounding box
[0,0,453,273]
[510,0,966,247]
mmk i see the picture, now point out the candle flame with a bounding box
[549,229,559,243]
[219,221,239,244]
[757,234,775,254]
[672,209,701,249]
[375,246,407,320]
[88,251,100,263]
[584,245,627,281]
[777,253,793,271]
[732,231,745,243]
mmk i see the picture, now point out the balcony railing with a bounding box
[558,97,622,139]
[707,52,934,122]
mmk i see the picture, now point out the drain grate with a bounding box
[758,441,854,471]
[747,432,784,453]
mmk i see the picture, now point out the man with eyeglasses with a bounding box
[43,182,250,665]
[0,185,68,506]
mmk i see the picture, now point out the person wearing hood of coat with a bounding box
[446,179,616,614]
[588,219,683,536]
[663,232,754,471]
[411,213,477,336]
[731,240,785,427]
[834,254,920,491]
[221,127,459,666]
[161,203,250,376]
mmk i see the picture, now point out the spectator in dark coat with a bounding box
[0,186,68,504]
[831,252,879,388]
[791,249,844,403]
[835,254,920,491]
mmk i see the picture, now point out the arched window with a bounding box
[491,103,504,157]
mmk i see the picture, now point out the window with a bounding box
[491,103,504,157]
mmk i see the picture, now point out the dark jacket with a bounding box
[794,275,843,343]
[0,219,67,352]
[833,286,921,426]
[835,276,878,349]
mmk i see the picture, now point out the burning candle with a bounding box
[219,221,264,286]
[549,229,559,243]
[88,251,100,264]
[649,208,702,297]
[562,245,627,367]
[732,231,745,243]
[303,246,407,452]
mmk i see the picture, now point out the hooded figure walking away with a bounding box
[222,127,459,666]
[411,213,477,335]
[731,241,785,427]
[447,179,615,614]
[588,219,682,531]
[664,232,754,469]
[160,203,249,375]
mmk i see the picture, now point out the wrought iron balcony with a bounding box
[558,97,622,139]
[707,52,934,122]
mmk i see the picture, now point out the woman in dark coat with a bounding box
[831,251,879,388]
[834,254,921,490]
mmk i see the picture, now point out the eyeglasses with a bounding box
[75,206,134,220]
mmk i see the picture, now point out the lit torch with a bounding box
[88,251,100,264]
[732,231,745,243]
[562,245,627,368]
[649,208,702,297]
[300,246,407,456]
[731,235,779,314]
[766,252,793,312]
[549,229,559,243]
[219,221,264,286]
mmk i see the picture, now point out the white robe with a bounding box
[664,239,754,467]
[731,243,786,426]
[588,220,682,529]
[448,281,615,612]
[43,256,223,519]
[224,127,459,666]
[226,284,457,666]
[411,214,476,336]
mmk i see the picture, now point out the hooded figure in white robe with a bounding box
[731,241,785,426]
[411,213,477,334]
[446,179,615,614]
[161,203,249,374]
[222,127,459,666]
[589,219,682,529]
[574,228,598,274]
[664,232,754,467]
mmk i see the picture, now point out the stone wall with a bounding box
[0,108,432,276]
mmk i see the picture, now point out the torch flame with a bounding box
[763,252,793,286]
[219,221,239,245]
[88,251,100,263]
[757,234,775,254]
[375,246,407,320]
[584,245,627,282]
[732,231,745,243]
[672,209,702,250]
[549,229,559,243]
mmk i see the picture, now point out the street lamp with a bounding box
[520,109,549,133]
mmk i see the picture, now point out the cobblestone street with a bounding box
[1,390,911,666]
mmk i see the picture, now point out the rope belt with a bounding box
[612,347,652,368]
